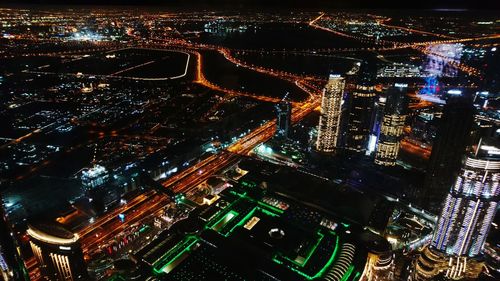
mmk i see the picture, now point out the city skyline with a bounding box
[3,0,500,10]
[0,3,499,281]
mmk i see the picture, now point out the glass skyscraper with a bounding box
[413,138,500,280]
[316,75,345,153]
[374,84,408,166]
[345,61,377,153]
[422,93,475,212]
[431,138,500,257]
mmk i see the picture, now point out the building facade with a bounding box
[413,138,500,280]
[345,61,377,153]
[431,140,500,257]
[81,164,109,192]
[423,94,475,211]
[275,99,292,139]
[316,75,345,153]
[374,84,408,166]
[28,223,88,280]
[0,198,29,281]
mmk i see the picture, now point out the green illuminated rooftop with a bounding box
[146,185,364,281]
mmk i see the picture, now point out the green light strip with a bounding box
[259,207,280,217]
[257,201,285,214]
[272,254,283,265]
[223,207,258,236]
[288,265,315,280]
[241,181,257,188]
[205,188,285,236]
[272,232,340,280]
[211,210,239,232]
[340,265,355,281]
[311,235,340,279]
[282,231,324,268]
[153,236,199,274]
[229,190,247,198]
[300,230,325,267]
[158,239,198,274]
[224,205,283,237]
[204,195,244,229]
[229,189,285,216]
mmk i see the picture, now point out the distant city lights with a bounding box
[447,89,462,95]
[71,31,103,41]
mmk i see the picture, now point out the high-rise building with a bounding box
[422,93,475,211]
[316,75,345,153]
[82,164,111,214]
[374,84,408,166]
[28,222,88,280]
[367,94,387,156]
[345,61,377,153]
[432,138,499,257]
[275,97,292,139]
[359,231,394,281]
[482,47,499,93]
[0,198,30,281]
[413,138,500,280]
[81,164,109,192]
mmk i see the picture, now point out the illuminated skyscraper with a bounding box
[374,84,408,166]
[81,164,109,192]
[367,94,387,155]
[0,198,29,281]
[423,93,475,211]
[432,139,500,257]
[345,61,377,153]
[359,231,394,281]
[275,95,292,139]
[413,138,500,280]
[316,75,345,153]
[82,164,110,214]
[28,223,88,280]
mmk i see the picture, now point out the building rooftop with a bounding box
[27,222,79,245]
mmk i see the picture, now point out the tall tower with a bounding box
[275,94,292,139]
[345,61,377,153]
[374,84,408,166]
[413,138,500,280]
[367,94,387,155]
[28,222,88,280]
[316,75,345,153]
[423,93,475,211]
[0,197,30,281]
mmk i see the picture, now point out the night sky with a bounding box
[2,0,500,10]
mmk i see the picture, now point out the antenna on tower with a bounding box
[92,143,98,166]
[282,92,289,102]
